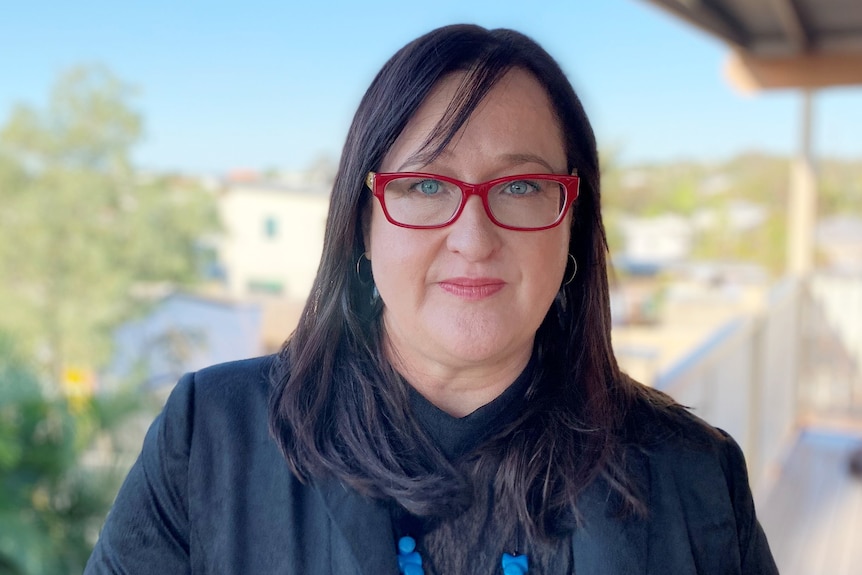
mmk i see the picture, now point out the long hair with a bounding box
[269,24,651,539]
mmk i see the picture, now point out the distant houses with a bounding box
[616,214,693,271]
[107,167,333,394]
[615,201,768,274]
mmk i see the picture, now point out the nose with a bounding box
[445,195,501,261]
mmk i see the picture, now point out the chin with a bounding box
[441,334,520,365]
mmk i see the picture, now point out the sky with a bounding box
[1,0,860,174]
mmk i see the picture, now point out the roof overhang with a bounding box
[640,0,862,91]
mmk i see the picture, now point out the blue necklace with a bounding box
[397,535,529,575]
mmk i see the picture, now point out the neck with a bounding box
[386,339,532,417]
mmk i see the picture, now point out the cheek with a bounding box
[367,214,431,297]
[366,204,407,272]
[361,204,373,253]
[533,231,570,296]
[542,228,571,274]
[556,224,573,274]
[365,203,386,257]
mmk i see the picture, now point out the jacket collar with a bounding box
[314,457,649,575]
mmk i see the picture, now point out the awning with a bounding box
[640,0,862,91]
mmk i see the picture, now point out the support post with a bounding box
[786,90,817,276]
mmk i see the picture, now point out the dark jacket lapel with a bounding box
[571,459,649,575]
[314,477,400,575]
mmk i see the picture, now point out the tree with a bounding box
[819,158,862,216]
[0,66,219,384]
[0,332,146,575]
[0,65,215,574]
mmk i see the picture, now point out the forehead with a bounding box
[380,67,566,174]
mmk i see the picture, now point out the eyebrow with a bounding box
[396,151,562,174]
[498,153,560,174]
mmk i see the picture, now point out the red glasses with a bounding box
[366,171,579,231]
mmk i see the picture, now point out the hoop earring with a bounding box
[355,253,373,285]
[563,254,577,286]
[356,253,380,306]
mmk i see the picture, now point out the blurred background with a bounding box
[1,0,860,573]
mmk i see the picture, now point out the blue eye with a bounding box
[418,180,440,195]
[505,180,536,195]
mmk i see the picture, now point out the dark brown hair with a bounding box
[269,24,650,539]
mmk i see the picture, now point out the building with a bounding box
[217,179,331,302]
[106,292,263,396]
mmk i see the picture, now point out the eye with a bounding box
[415,179,441,195]
[504,180,538,195]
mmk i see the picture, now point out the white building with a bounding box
[217,180,331,302]
[618,214,694,268]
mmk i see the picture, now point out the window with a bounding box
[264,216,279,239]
[247,279,284,296]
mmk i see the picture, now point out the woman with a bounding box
[86,24,777,574]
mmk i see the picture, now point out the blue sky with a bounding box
[2,0,860,174]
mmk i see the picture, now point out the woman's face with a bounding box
[366,68,571,379]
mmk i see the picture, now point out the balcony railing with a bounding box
[649,273,862,496]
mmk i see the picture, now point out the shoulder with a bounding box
[622,383,730,454]
[188,353,277,396]
[157,354,298,519]
[165,354,276,415]
[86,355,313,573]
[160,354,278,448]
[626,382,753,523]
[619,387,778,572]
[620,384,752,510]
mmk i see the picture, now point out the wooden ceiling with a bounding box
[639,0,862,91]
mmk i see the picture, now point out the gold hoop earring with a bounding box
[563,254,577,286]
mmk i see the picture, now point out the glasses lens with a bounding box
[383,176,462,226]
[488,178,567,229]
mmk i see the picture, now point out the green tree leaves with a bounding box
[0,333,146,575]
[0,66,218,382]
[0,65,217,574]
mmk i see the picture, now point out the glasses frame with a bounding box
[366,171,580,231]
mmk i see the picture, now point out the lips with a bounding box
[438,277,505,300]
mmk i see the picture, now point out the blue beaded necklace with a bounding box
[396,535,529,575]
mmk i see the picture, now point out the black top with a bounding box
[405,360,531,460]
[396,361,575,574]
[84,355,778,575]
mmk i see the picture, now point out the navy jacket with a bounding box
[85,355,778,574]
